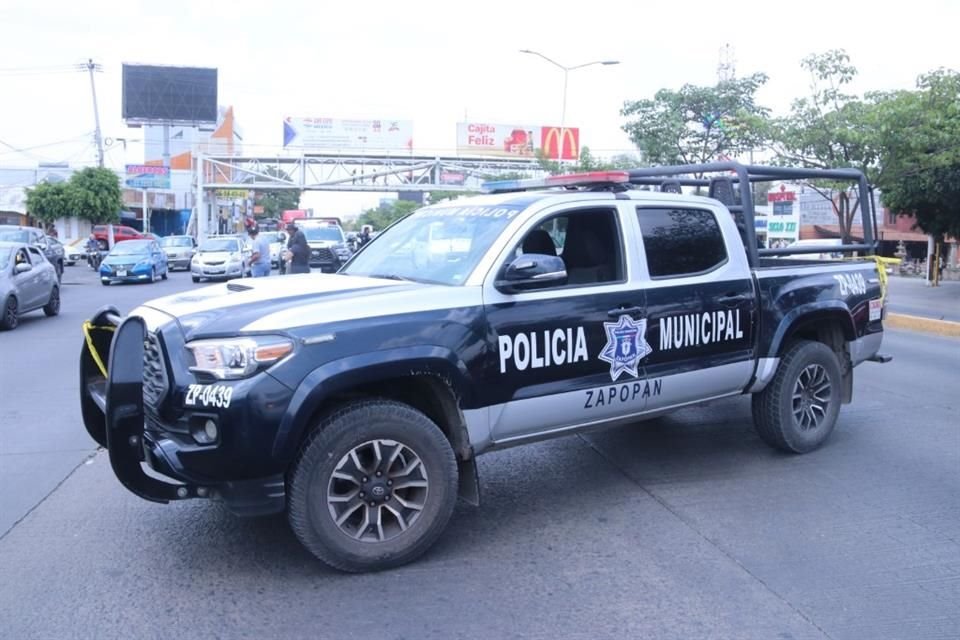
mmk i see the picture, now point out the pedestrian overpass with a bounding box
[193,152,546,238]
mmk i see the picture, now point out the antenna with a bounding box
[718,44,736,82]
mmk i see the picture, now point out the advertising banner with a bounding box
[283,117,413,151]
[456,123,579,160]
[125,164,170,189]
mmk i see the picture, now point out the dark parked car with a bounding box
[0,226,65,281]
[0,241,60,330]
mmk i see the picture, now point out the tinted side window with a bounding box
[637,208,727,278]
[27,247,45,262]
[514,208,624,287]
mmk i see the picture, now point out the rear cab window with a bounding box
[636,207,727,278]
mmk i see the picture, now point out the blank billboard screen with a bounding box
[122,64,218,123]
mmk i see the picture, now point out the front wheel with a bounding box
[752,340,843,453]
[288,400,459,573]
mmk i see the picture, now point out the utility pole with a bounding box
[84,59,105,167]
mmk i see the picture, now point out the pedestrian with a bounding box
[247,226,272,278]
[284,222,310,274]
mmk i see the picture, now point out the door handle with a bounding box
[718,293,750,307]
[608,306,645,318]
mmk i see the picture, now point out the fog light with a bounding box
[204,419,218,441]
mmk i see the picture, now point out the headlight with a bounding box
[135,260,151,269]
[186,336,294,380]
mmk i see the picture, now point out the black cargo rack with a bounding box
[625,162,877,268]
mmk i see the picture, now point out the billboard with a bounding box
[122,64,218,123]
[283,117,413,151]
[456,122,579,160]
[125,164,170,189]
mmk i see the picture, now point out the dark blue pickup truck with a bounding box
[80,163,890,572]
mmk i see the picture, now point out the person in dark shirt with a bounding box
[284,222,310,274]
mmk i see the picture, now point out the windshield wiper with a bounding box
[367,273,414,281]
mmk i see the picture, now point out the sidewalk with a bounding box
[886,276,960,322]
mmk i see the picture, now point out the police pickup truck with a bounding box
[80,163,890,573]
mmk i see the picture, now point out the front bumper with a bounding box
[79,307,292,516]
[191,262,244,278]
[100,266,153,283]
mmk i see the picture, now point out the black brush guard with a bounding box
[80,305,193,504]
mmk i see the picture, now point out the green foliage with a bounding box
[24,181,72,224]
[67,167,122,224]
[620,73,770,172]
[768,50,879,240]
[535,146,642,176]
[870,69,960,238]
[356,200,420,231]
[248,167,302,219]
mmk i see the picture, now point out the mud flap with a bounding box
[457,457,480,507]
[79,306,121,448]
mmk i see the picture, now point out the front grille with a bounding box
[205,260,225,266]
[311,248,335,262]
[142,331,168,407]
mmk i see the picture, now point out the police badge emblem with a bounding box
[599,315,652,381]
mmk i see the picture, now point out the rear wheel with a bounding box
[161,267,168,280]
[1,296,18,330]
[288,400,458,573]
[42,286,60,317]
[191,276,200,283]
[752,340,843,453]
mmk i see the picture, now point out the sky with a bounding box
[1,0,958,214]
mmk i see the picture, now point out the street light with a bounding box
[519,49,620,161]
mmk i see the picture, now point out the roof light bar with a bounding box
[482,171,630,193]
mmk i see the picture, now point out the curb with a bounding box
[886,313,960,338]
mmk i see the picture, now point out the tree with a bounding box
[68,167,122,224]
[356,200,420,231]
[536,146,643,176]
[769,50,878,242]
[247,167,302,218]
[620,73,771,174]
[24,181,73,224]
[870,69,960,240]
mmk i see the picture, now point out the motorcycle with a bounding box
[87,247,103,270]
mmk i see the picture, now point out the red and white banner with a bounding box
[456,122,579,160]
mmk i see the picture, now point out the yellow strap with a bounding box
[82,320,114,378]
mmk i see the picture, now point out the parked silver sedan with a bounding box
[0,241,60,331]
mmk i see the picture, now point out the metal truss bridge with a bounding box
[197,152,546,193]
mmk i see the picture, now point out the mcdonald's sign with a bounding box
[540,126,579,161]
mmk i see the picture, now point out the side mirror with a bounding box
[494,254,567,294]
[15,262,32,274]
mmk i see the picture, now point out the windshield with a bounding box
[0,229,31,243]
[161,237,193,247]
[302,226,344,243]
[341,204,524,285]
[110,240,152,256]
[200,239,240,252]
[0,247,11,270]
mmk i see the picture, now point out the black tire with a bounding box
[752,340,843,454]
[161,268,168,280]
[191,276,200,283]
[55,260,63,283]
[0,296,18,330]
[101,280,109,286]
[150,267,157,283]
[42,286,60,317]
[288,400,459,573]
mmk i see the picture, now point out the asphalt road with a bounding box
[886,276,960,322]
[1,267,958,639]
